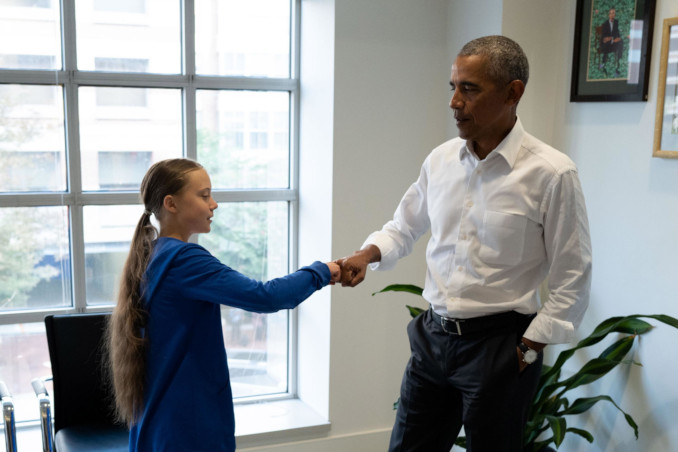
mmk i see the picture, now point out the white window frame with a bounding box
[0,0,303,415]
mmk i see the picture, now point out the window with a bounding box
[0,54,56,70]
[94,57,149,74]
[97,151,153,189]
[0,0,298,425]
[94,0,145,14]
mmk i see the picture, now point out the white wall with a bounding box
[503,0,678,451]
[447,0,503,138]
[329,0,449,440]
[245,0,678,451]
[244,0,449,450]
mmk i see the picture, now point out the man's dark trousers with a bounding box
[388,308,543,452]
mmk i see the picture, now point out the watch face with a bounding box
[523,349,538,364]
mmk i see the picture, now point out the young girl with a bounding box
[107,158,339,451]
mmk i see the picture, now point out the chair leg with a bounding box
[31,379,54,452]
[1,381,18,452]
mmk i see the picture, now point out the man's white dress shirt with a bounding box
[364,119,592,344]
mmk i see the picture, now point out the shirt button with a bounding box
[466,201,473,208]
[457,266,464,271]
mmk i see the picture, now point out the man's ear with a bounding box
[163,194,178,213]
[506,80,525,106]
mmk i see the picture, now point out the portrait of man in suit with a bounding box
[599,7,624,76]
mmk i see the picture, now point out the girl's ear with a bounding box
[163,194,178,213]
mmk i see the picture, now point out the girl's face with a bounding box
[169,168,218,240]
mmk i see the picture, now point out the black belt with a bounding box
[430,308,526,335]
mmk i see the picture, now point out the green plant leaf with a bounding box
[546,414,567,446]
[532,438,555,452]
[406,305,426,318]
[560,357,623,391]
[540,314,678,384]
[562,395,612,415]
[536,329,642,411]
[562,395,639,439]
[566,427,594,443]
[523,420,543,445]
[598,335,636,361]
[542,396,568,416]
[372,284,423,297]
[532,366,560,404]
[646,314,678,329]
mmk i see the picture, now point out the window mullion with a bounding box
[288,0,301,399]
[64,85,87,311]
[61,0,86,310]
[183,0,196,76]
[61,0,77,72]
[184,84,197,161]
[183,0,196,161]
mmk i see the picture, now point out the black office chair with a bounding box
[32,313,128,452]
[1,380,18,452]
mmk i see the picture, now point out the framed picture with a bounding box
[571,0,656,102]
[653,17,678,158]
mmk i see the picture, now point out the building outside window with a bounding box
[0,0,298,426]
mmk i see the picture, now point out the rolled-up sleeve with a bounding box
[525,169,592,344]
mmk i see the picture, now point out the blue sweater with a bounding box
[129,237,330,452]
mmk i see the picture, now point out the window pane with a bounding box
[195,0,290,77]
[78,87,183,191]
[0,84,66,193]
[75,0,180,74]
[0,207,71,311]
[0,323,52,423]
[94,0,145,14]
[199,201,289,398]
[0,0,61,70]
[197,90,289,189]
[83,205,140,305]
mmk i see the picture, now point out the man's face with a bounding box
[609,9,615,20]
[449,54,514,153]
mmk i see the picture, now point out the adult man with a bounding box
[339,36,592,451]
[600,8,624,76]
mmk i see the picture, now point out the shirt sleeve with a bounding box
[172,245,331,313]
[524,168,592,344]
[363,159,431,271]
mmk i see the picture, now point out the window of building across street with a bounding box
[0,0,299,426]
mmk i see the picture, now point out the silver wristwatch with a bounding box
[518,342,538,364]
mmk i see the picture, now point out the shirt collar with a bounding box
[459,117,525,169]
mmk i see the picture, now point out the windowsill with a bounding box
[234,398,331,449]
[2,399,330,451]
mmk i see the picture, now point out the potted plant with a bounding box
[373,284,678,451]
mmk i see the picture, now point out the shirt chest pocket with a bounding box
[479,211,529,266]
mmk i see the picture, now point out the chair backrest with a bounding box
[45,313,117,434]
[595,25,603,47]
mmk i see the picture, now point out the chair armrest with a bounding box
[1,381,18,452]
[31,377,54,452]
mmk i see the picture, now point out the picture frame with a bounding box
[571,0,656,102]
[653,17,678,158]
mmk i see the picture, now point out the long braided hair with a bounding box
[107,158,203,425]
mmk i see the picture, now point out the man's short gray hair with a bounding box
[458,35,529,86]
